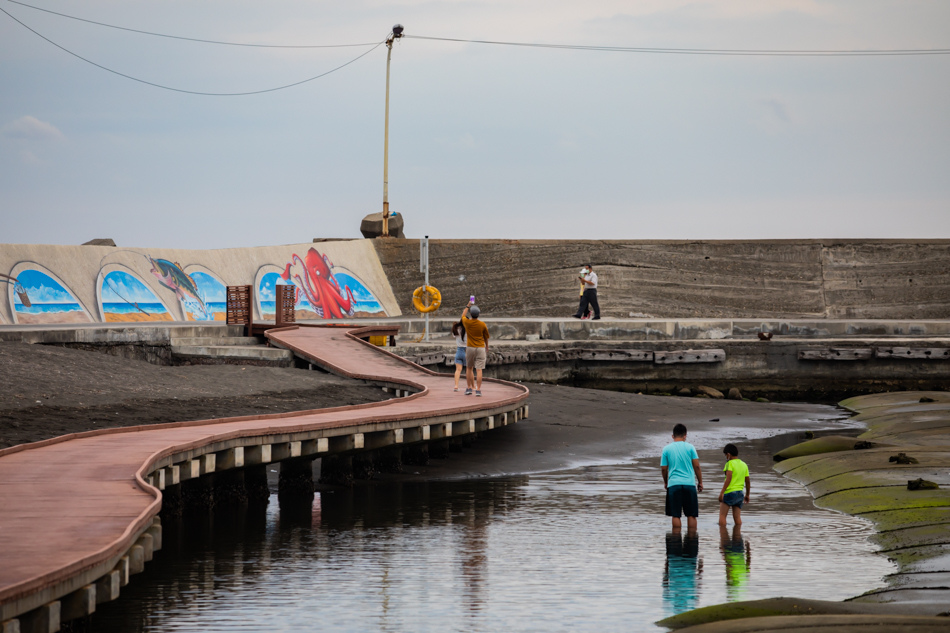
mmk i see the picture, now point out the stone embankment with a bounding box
[389,318,950,400]
[372,238,950,320]
[659,390,950,632]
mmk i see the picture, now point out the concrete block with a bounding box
[875,347,950,360]
[1,619,19,633]
[136,532,154,562]
[430,423,452,440]
[402,426,429,443]
[328,434,364,453]
[452,420,475,436]
[799,348,873,361]
[393,428,404,444]
[116,556,130,586]
[271,442,301,461]
[128,545,145,575]
[199,453,216,475]
[178,459,200,481]
[147,517,162,551]
[152,469,165,491]
[523,405,529,419]
[60,585,96,621]
[19,602,59,633]
[301,438,328,455]
[95,570,121,604]
[215,447,244,470]
[654,349,726,364]
[244,445,272,465]
[163,465,180,486]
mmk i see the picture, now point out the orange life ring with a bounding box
[412,285,441,313]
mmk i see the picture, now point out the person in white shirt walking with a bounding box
[572,263,600,320]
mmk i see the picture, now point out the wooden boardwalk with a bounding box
[0,324,529,630]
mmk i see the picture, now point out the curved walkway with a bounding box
[0,324,528,628]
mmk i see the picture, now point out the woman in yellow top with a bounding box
[718,443,751,527]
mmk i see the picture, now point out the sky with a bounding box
[1,0,948,249]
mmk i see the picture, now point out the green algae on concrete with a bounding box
[656,597,941,630]
[871,522,950,552]
[671,614,950,632]
[815,485,950,515]
[862,506,950,533]
[772,436,879,462]
[774,448,942,486]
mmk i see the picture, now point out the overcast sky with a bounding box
[1,0,948,249]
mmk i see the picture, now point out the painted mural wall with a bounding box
[0,241,400,326]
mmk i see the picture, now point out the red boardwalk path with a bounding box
[0,324,529,630]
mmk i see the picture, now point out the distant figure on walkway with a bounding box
[451,319,467,391]
[461,301,490,396]
[718,443,750,527]
[661,423,703,531]
[572,263,600,320]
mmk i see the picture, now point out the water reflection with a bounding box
[720,526,751,601]
[663,531,703,613]
[88,441,893,633]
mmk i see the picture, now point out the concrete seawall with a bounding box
[372,238,950,320]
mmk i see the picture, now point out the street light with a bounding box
[381,24,404,238]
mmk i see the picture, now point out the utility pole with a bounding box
[382,24,404,238]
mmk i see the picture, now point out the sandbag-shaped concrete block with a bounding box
[773,435,879,462]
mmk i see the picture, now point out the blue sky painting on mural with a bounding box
[100,269,171,321]
[12,268,89,323]
[183,271,227,321]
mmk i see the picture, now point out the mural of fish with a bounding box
[148,257,206,313]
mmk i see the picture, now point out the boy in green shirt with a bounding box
[718,443,750,527]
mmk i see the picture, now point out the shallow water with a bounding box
[91,435,894,632]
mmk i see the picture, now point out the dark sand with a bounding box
[0,342,388,449]
[1,342,855,473]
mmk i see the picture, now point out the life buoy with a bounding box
[412,285,441,313]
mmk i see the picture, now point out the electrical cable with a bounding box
[405,34,950,56]
[0,5,385,95]
[2,0,378,48]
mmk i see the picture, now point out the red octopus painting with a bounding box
[280,247,356,319]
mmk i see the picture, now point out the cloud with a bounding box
[2,116,64,141]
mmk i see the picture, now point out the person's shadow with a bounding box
[720,525,751,601]
[663,530,703,615]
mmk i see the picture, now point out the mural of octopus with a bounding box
[281,247,356,319]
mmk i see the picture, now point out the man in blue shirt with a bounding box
[660,423,704,531]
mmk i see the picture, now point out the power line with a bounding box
[0,6,385,96]
[406,34,950,56]
[3,0,377,48]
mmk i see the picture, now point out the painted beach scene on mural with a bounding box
[100,270,172,322]
[11,269,90,324]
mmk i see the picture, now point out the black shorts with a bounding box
[666,485,699,518]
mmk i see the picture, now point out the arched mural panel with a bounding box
[97,268,172,322]
[8,265,91,325]
[256,247,388,320]
[182,268,227,322]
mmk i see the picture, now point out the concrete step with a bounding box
[169,336,263,347]
[170,344,293,363]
